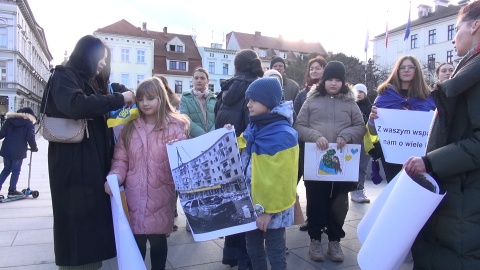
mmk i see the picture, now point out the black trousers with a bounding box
[134,234,168,270]
[304,180,348,242]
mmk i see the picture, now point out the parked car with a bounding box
[183,195,237,229]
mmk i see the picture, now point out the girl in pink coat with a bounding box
[106,77,189,270]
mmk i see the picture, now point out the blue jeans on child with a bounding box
[0,158,23,192]
[245,227,287,270]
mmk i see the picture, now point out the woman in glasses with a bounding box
[367,55,435,182]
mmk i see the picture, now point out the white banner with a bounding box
[304,143,360,182]
[107,175,146,270]
[375,108,434,164]
[357,170,445,270]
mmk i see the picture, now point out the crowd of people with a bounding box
[2,1,478,269]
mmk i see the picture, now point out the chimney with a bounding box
[417,4,432,18]
[255,31,261,37]
[163,27,168,34]
[142,22,147,31]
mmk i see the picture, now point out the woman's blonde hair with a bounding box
[121,77,189,148]
[377,55,431,100]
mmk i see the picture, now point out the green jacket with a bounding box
[180,90,216,138]
[412,47,480,269]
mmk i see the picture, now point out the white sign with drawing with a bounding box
[303,143,360,182]
[375,108,435,164]
[166,128,257,242]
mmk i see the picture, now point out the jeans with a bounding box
[356,143,371,190]
[245,228,286,270]
[0,158,23,192]
[134,234,168,270]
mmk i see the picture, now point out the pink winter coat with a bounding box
[109,117,187,234]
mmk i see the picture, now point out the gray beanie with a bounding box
[245,77,283,110]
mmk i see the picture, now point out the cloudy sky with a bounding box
[28,0,442,66]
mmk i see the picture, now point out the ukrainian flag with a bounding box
[243,121,299,214]
[107,105,140,128]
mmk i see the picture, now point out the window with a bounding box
[223,54,228,59]
[121,49,130,62]
[428,29,436,45]
[137,75,145,85]
[410,34,418,49]
[446,50,453,63]
[447,24,455,40]
[169,61,186,71]
[223,63,228,75]
[110,47,114,62]
[176,45,183,52]
[175,80,182,94]
[169,44,183,52]
[427,54,435,71]
[258,49,266,57]
[0,64,6,81]
[0,27,7,48]
[282,52,287,59]
[208,84,214,91]
[209,62,215,73]
[137,50,145,63]
[121,74,130,86]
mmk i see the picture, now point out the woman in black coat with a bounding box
[214,49,263,270]
[43,35,135,268]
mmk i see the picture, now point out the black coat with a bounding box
[356,98,372,124]
[214,71,257,136]
[44,65,125,266]
[0,112,37,159]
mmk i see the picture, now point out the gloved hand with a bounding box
[31,147,39,152]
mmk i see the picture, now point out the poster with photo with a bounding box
[304,143,360,182]
[166,128,257,242]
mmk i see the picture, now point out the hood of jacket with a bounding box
[220,71,257,106]
[5,112,36,127]
[272,101,294,125]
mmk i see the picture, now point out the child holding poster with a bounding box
[368,55,435,182]
[235,77,298,270]
[105,77,189,270]
[294,61,366,262]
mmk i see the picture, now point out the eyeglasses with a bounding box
[399,65,416,71]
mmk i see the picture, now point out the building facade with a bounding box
[0,0,52,115]
[372,0,464,82]
[197,44,236,93]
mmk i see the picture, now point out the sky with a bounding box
[28,0,440,66]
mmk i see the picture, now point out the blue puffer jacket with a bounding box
[0,112,37,159]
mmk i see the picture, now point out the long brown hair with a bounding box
[377,55,431,100]
[121,77,189,148]
[305,56,327,88]
[154,75,180,108]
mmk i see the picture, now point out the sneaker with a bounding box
[299,220,309,231]
[327,241,344,262]
[7,190,24,197]
[309,240,325,262]
[285,247,289,254]
[350,189,370,203]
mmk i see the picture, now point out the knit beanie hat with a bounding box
[322,61,346,84]
[245,77,283,110]
[263,69,283,86]
[353,83,368,95]
[270,56,286,69]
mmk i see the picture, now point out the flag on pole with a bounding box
[385,11,389,48]
[404,2,412,41]
[364,29,369,53]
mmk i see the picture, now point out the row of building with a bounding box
[0,0,468,116]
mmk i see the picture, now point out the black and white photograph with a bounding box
[166,128,257,241]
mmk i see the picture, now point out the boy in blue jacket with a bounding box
[239,77,299,270]
[0,107,38,199]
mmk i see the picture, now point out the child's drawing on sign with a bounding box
[304,143,361,182]
[317,148,345,177]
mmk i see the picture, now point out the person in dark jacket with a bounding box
[43,35,135,269]
[214,49,263,270]
[0,107,38,198]
[404,2,480,268]
[294,55,327,232]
